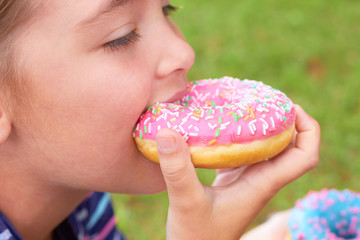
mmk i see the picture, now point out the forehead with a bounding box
[78,0,134,28]
[36,0,136,29]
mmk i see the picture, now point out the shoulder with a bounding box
[68,192,126,240]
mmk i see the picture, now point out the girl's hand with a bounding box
[156,105,320,240]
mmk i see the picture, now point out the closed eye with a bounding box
[103,30,141,51]
[162,4,179,16]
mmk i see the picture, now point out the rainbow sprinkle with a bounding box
[134,77,295,147]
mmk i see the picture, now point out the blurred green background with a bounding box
[112,0,360,239]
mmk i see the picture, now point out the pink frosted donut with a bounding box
[133,77,295,168]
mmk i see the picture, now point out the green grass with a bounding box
[112,1,360,239]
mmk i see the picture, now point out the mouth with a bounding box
[164,89,187,104]
[141,89,187,115]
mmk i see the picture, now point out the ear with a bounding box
[0,110,11,144]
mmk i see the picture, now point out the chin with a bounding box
[133,155,167,194]
[113,152,167,195]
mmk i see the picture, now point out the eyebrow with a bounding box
[79,0,133,28]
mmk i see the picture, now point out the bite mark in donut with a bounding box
[133,77,295,169]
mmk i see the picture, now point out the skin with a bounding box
[0,0,194,239]
[156,105,320,239]
[0,0,321,239]
[241,211,291,240]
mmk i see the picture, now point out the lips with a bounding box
[141,88,187,115]
[164,88,187,103]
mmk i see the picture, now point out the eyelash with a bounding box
[162,4,179,16]
[103,30,141,52]
[103,4,179,52]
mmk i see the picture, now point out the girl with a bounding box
[0,0,320,239]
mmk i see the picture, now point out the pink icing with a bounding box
[134,77,295,146]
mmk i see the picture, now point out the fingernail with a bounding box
[157,135,178,154]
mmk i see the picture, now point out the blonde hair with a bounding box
[0,0,41,114]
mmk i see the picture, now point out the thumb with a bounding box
[156,128,205,206]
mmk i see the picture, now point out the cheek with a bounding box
[21,54,152,162]
[16,24,155,168]
[19,72,153,188]
[30,49,151,121]
[90,67,152,124]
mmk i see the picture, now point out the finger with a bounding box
[271,104,318,158]
[269,104,320,176]
[225,105,320,201]
[216,167,243,175]
[213,167,248,187]
[293,104,321,154]
[266,104,320,177]
[156,128,206,208]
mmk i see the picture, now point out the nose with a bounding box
[155,21,195,78]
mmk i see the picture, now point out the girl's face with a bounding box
[12,0,194,194]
